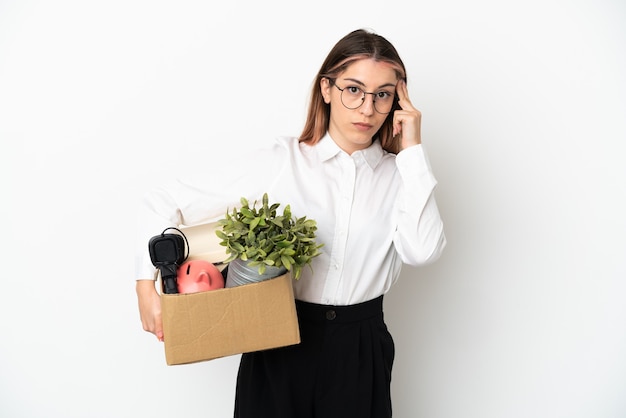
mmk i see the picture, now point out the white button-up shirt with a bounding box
[135,134,446,305]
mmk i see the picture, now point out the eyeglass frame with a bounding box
[329,79,397,114]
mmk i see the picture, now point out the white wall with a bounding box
[1,1,624,417]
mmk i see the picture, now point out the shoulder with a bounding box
[243,136,297,158]
[273,135,302,150]
[238,136,310,170]
[272,136,316,158]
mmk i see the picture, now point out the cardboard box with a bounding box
[160,222,301,366]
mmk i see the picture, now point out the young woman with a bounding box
[135,28,446,418]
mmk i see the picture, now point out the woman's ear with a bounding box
[320,77,331,104]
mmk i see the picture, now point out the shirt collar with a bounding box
[317,133,385,170]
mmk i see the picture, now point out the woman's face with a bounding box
[321,58,398,154]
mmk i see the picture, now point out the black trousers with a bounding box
[234,296,395,418]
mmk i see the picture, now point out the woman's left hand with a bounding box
[393,79,422,150]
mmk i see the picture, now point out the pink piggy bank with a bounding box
[176,260,224,294]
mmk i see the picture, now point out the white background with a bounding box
[1,0,625,417]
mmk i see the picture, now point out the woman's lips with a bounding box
[353,122,373,131]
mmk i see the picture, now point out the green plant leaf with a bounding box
[241,207,254,218]
[281,255,292,270]
[292,265,302,280]
[250,217,261,230]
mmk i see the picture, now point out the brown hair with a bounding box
[299,29,407,154]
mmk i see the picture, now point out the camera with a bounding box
[148,229,188,294]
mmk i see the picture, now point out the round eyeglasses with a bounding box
[332,83,396,114]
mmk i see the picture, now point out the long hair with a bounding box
[299,29,407,154]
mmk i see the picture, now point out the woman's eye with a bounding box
[347,86,362,95]
[376,91,393,100]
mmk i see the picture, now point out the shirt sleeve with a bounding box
[134,139,290,280]
[392,144,447,266]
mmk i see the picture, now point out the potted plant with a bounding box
[215,193,323,287]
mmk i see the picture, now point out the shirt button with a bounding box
[326,310,336,320]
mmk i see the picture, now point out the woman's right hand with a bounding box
[136,280,164,342]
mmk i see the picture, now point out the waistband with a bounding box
[295,295,384,323]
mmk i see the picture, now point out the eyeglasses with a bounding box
[332,82,396,114]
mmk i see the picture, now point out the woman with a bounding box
[135,28,446,417]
